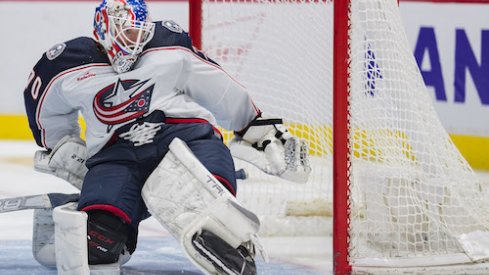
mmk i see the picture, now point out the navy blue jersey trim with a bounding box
[24,37,110,147]
[144,21,219,66]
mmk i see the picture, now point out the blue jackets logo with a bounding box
[93,79,155,131]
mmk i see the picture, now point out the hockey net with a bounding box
[190,0,489,273]
[190,0,333,236]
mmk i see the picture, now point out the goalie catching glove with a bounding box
[229,114,311,183]
[34,135,88,190]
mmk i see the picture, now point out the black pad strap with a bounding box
[252,140,271,151]
[249,118,283,126]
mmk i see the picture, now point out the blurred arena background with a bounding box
[0,0,488,170]
[0,1,487,274]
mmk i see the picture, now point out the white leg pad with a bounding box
[53,202,90,275]
[53,203,123,275]
[32,208,56,268]
[142,138,265,274]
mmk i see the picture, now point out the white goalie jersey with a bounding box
[24,20,260,157]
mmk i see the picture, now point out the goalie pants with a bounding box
[77,114,237,232]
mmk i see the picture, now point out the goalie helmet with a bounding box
[93,0,155,74]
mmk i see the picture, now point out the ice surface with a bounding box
[0,140,331,274]
[0,238,327,275]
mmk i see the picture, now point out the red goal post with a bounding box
[189,0,203,50]
[333,0,350,274]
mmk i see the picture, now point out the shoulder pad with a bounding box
[39,37,109,74]
[24,37,110,147]
[32,37,110,92]
[144,21,219,66]
[145,21,193,49]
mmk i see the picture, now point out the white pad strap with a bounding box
[53,203,123,275]
[142,138,266,274]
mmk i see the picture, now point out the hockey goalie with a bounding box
[24,0,311,274]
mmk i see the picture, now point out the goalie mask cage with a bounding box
[189,0,489,274]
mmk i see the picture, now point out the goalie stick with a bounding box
[0,193,79,213]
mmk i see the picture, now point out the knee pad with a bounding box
[87,210,129,265]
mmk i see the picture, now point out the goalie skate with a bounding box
[192,229,256,275]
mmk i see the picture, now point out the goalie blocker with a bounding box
[33,135,88,190]
[142,138,267,275]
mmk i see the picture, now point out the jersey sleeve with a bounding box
[24,38,104,149]
[145,20,220,65]
[183,51,260,131]
[145,21,260,130]
[24,59,80,150]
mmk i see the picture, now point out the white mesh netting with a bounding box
[348,0,489,271]
[197,0,489,272]
[199,0,333,236]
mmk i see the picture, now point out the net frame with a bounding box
[337,0,489,274]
